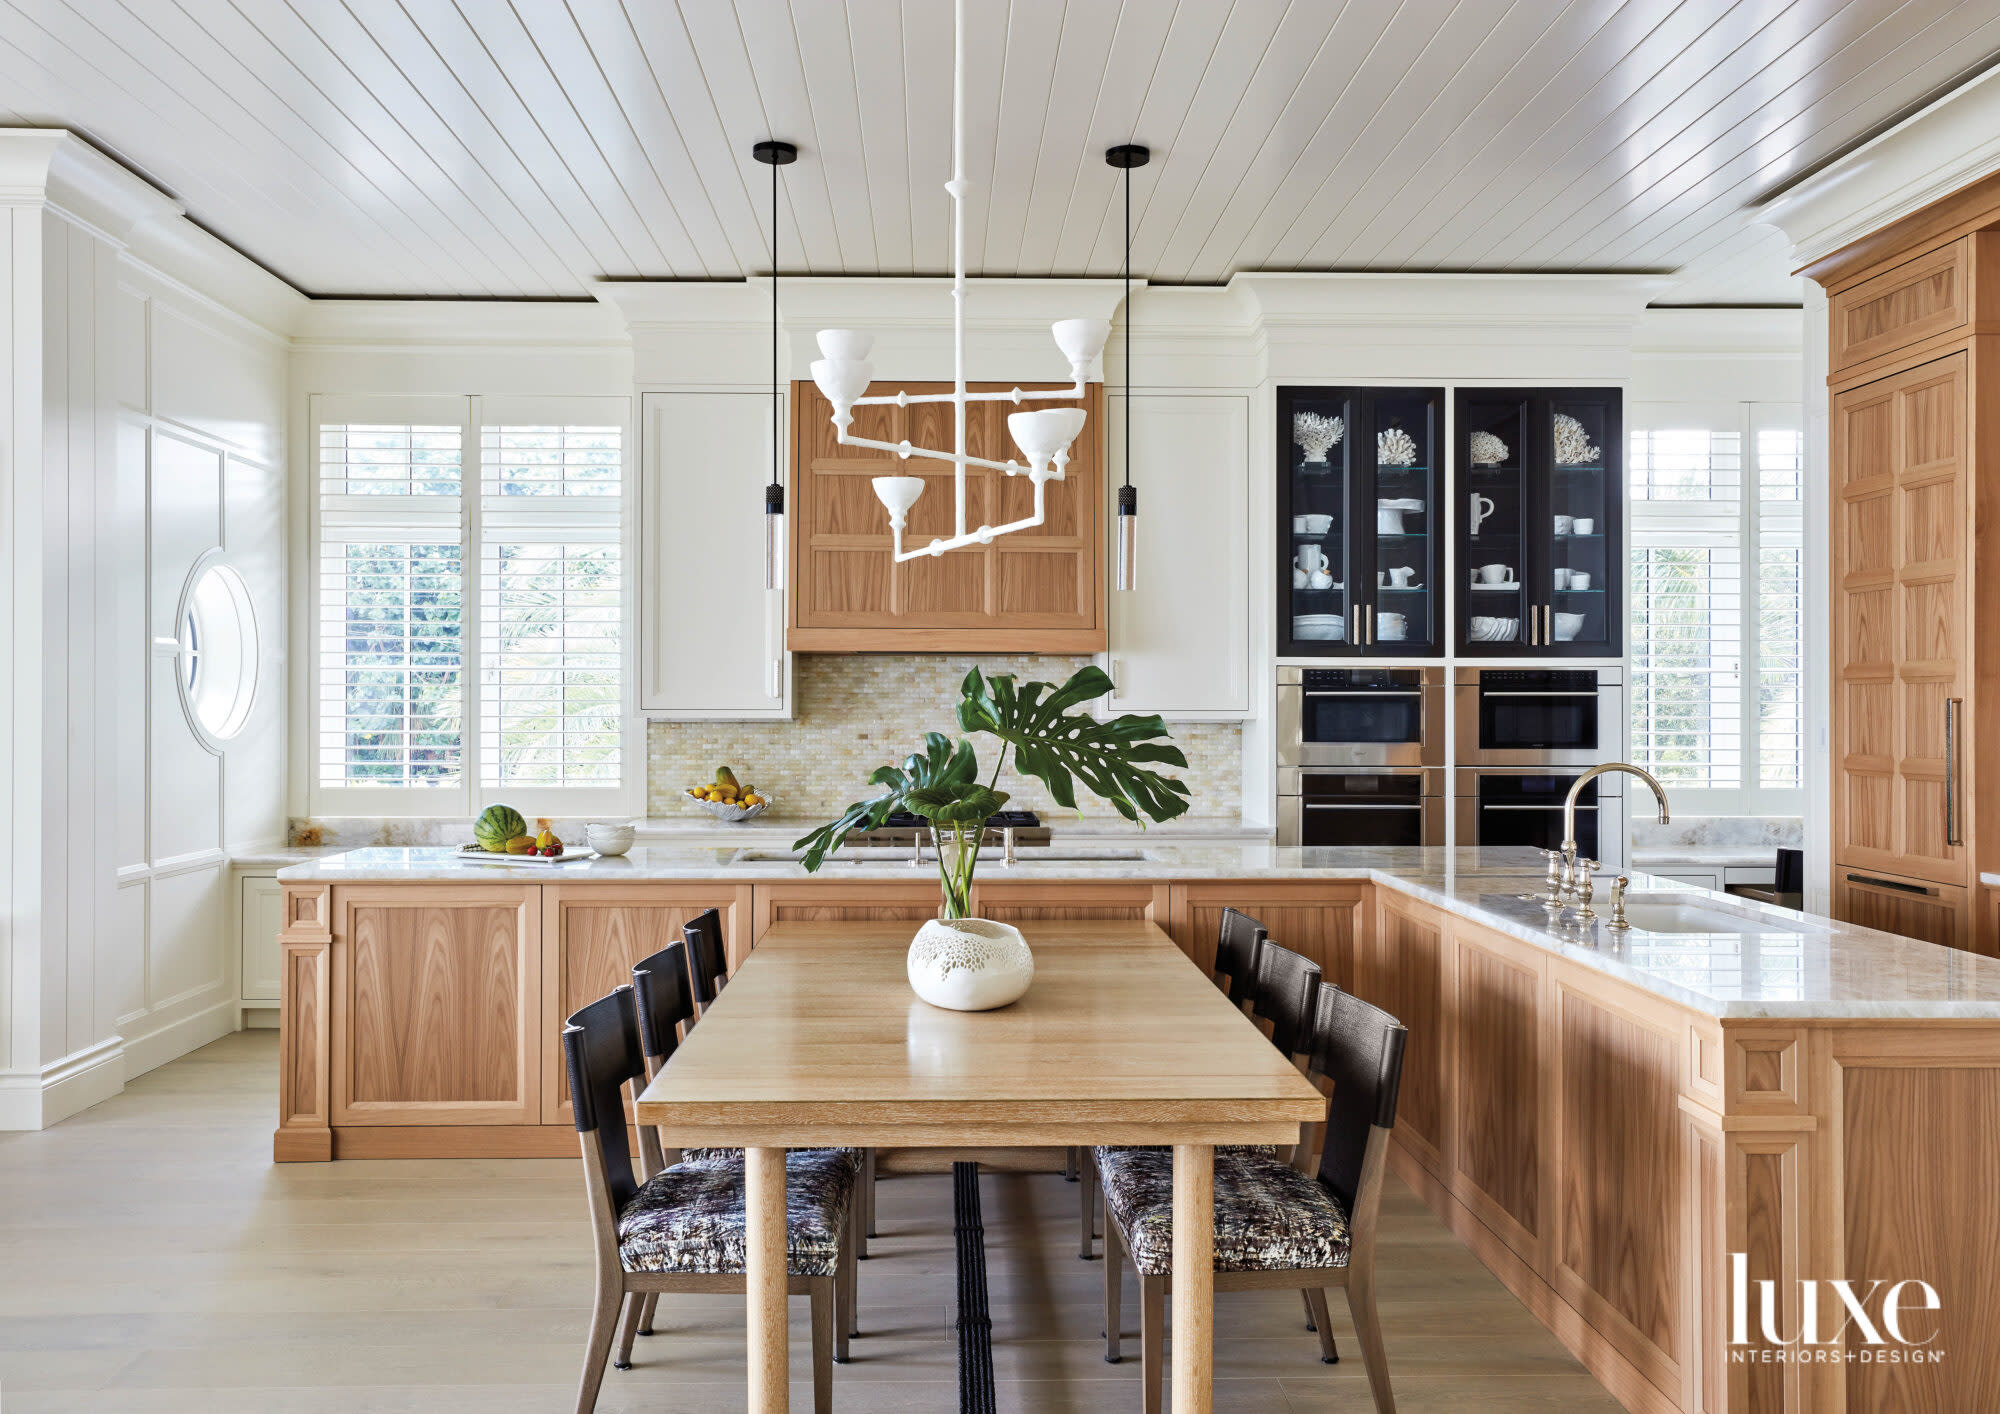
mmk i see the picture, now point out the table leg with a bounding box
[746,1146,789,1413]
[1171,1143,1214,1414]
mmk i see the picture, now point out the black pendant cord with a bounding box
[953,1162,996,1414]
[770,152,781,511]
[1123,159,1131,493]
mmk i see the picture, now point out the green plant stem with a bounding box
[935,819,982,920]
[987,740,1010,793]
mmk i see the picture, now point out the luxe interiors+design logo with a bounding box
[1730,1253,1946,1366]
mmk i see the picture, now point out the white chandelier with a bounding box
[808,0,1110,562]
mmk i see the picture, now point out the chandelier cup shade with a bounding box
[816,0,1106,565]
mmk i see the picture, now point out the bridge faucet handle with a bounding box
[1574,863,1599,919]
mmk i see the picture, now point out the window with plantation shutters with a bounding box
[1628,404,1803,814]
[310,396,631,815]
[478,425,622,789]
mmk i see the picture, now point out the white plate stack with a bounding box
[1293,614,1345,641]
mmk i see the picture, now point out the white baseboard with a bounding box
[121,997,240,1081]
[0,1037,126,1130]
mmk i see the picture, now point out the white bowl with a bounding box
[1553,612,1586,641]
[691,797,772,823]
[585,822,635,857]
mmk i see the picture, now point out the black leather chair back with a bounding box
[632,941,696,1066]
[1252,941,1321,1060]
[1308,988,1407,1215]
[1213,907,1268,1006]
[684,908,729,1007]
[562,986,646,1210]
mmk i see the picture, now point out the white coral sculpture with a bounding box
[1376,426,1418,466]
[1293,410,1344,464]
[1469,430,1509,466]
[1552,413,1601,466]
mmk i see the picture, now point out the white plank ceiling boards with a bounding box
[4,0,1998,302]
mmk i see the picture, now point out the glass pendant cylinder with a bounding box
[764,484,785,591]
[1115,485,1138,592]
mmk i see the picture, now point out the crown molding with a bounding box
[293,298,627,350]
[1231,271,1673,325]
[1631,306,1804,359]
[1754,64,2000,267]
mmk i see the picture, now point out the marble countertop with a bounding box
[630,814,1271,842]
[277,844,2000,1021]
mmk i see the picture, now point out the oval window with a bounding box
[177,559,258,747]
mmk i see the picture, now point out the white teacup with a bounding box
[1572,518,1594,535]
[1476,563,1512,584]
[1569,571,1591,591]
[1469,492,1495,537]
[1553,515,1574,535]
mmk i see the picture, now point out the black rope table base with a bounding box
[953,1161,997,1414]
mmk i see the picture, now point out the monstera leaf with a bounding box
[793,732,978,870]
[904,783,1010,825]
[956,665,1191,824]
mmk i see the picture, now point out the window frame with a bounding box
[307,392,637,820]
[1627,399,1804,818]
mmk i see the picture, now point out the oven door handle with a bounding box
[1476,690,1601,698]
[1303,803,1423,811]
[1478,803,1597,812]
[1300,690,1423,698]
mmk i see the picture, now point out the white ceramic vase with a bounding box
[906,917,1035,1011]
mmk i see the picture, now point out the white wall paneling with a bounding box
[1103,393,1249,720]
[641,392,790,720]
[1,131,287,1129]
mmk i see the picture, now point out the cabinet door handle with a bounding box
[1364,604,1374,645]
[1846,872,1939,898]
[1946,697,1962,846]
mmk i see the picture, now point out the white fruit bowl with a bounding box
[689,796,772,822]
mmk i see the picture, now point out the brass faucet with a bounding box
[1540,763,1672,917]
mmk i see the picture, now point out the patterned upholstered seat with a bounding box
[617,1148,857,1277]
[674,1146,863,1173]
[1094,1147,1351,1278]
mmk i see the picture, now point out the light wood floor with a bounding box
[0,1032,1623,1413]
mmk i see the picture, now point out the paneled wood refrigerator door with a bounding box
[788,380,1104,651]
[1831,353,1970,888]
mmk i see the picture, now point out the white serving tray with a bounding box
[457,845,602,866]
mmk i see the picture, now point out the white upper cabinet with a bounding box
[1103,394,1250,719]
[640,392,791,719]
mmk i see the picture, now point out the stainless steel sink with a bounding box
[1619,892,1824,935]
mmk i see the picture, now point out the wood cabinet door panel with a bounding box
[1832,872,1968,950]
[1830,240,1966,371]
[1166,882,1366,995]
[750,882,944,948]
[972,881,1169,926]
[790,380,1103,650]
[1362,894,1444,1170]
[541,885,751,1125]
[1552,979,1682,1391]
[1832,353,1969,887]
[1449,929,1546,1266]
[330,887,540,1127]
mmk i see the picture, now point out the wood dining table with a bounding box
[633,918,1326,1414]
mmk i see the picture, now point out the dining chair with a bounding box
[562,986,860,1414]
[1213,907,1269,1011]
[1099,985,1408,1413]
[682,908,729,1013]
[1079,939,1322,1259]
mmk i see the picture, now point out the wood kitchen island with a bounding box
[273,843,2000,1414]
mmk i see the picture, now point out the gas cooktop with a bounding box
[846,810,1050,848]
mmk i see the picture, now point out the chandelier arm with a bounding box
[837,431,1028,477]
[848,382,1087,407]
[888,485,1049,562]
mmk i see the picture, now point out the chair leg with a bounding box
[614,1290,644,1370]
[572,1276,623,1414]
[862,1147,877,1248]
[1305,1288,1339,1363]
[1301,1287,1317,1331]
[810,1276,835,1414]
[1079,1146,1097,1260]
[1103,1219,1123,1362]
[1345,1274,1396,1412]
[637,1291,658,1336]
[835,1222,855,1360]
[1140,1274,1165,1414]
[1065,1145,1079,1181]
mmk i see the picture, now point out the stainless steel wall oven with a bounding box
[1280,768,1445,848]
[1453,667,1622,767]
[1278,667,1444,769]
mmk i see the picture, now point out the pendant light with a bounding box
[753,139,798,590]
[1107,143,1149,593]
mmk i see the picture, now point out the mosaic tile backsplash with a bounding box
[646,654,1243,822]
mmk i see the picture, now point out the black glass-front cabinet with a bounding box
[1279,386,1445,657]
[1454,388,1622,657]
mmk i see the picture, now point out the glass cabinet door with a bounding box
[1545,393,1620,655]
[1364,393,1440,655]
[1457,394,1531,652]
[1282,391,1355,653]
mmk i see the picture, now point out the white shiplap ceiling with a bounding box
[4,1,1998,303]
